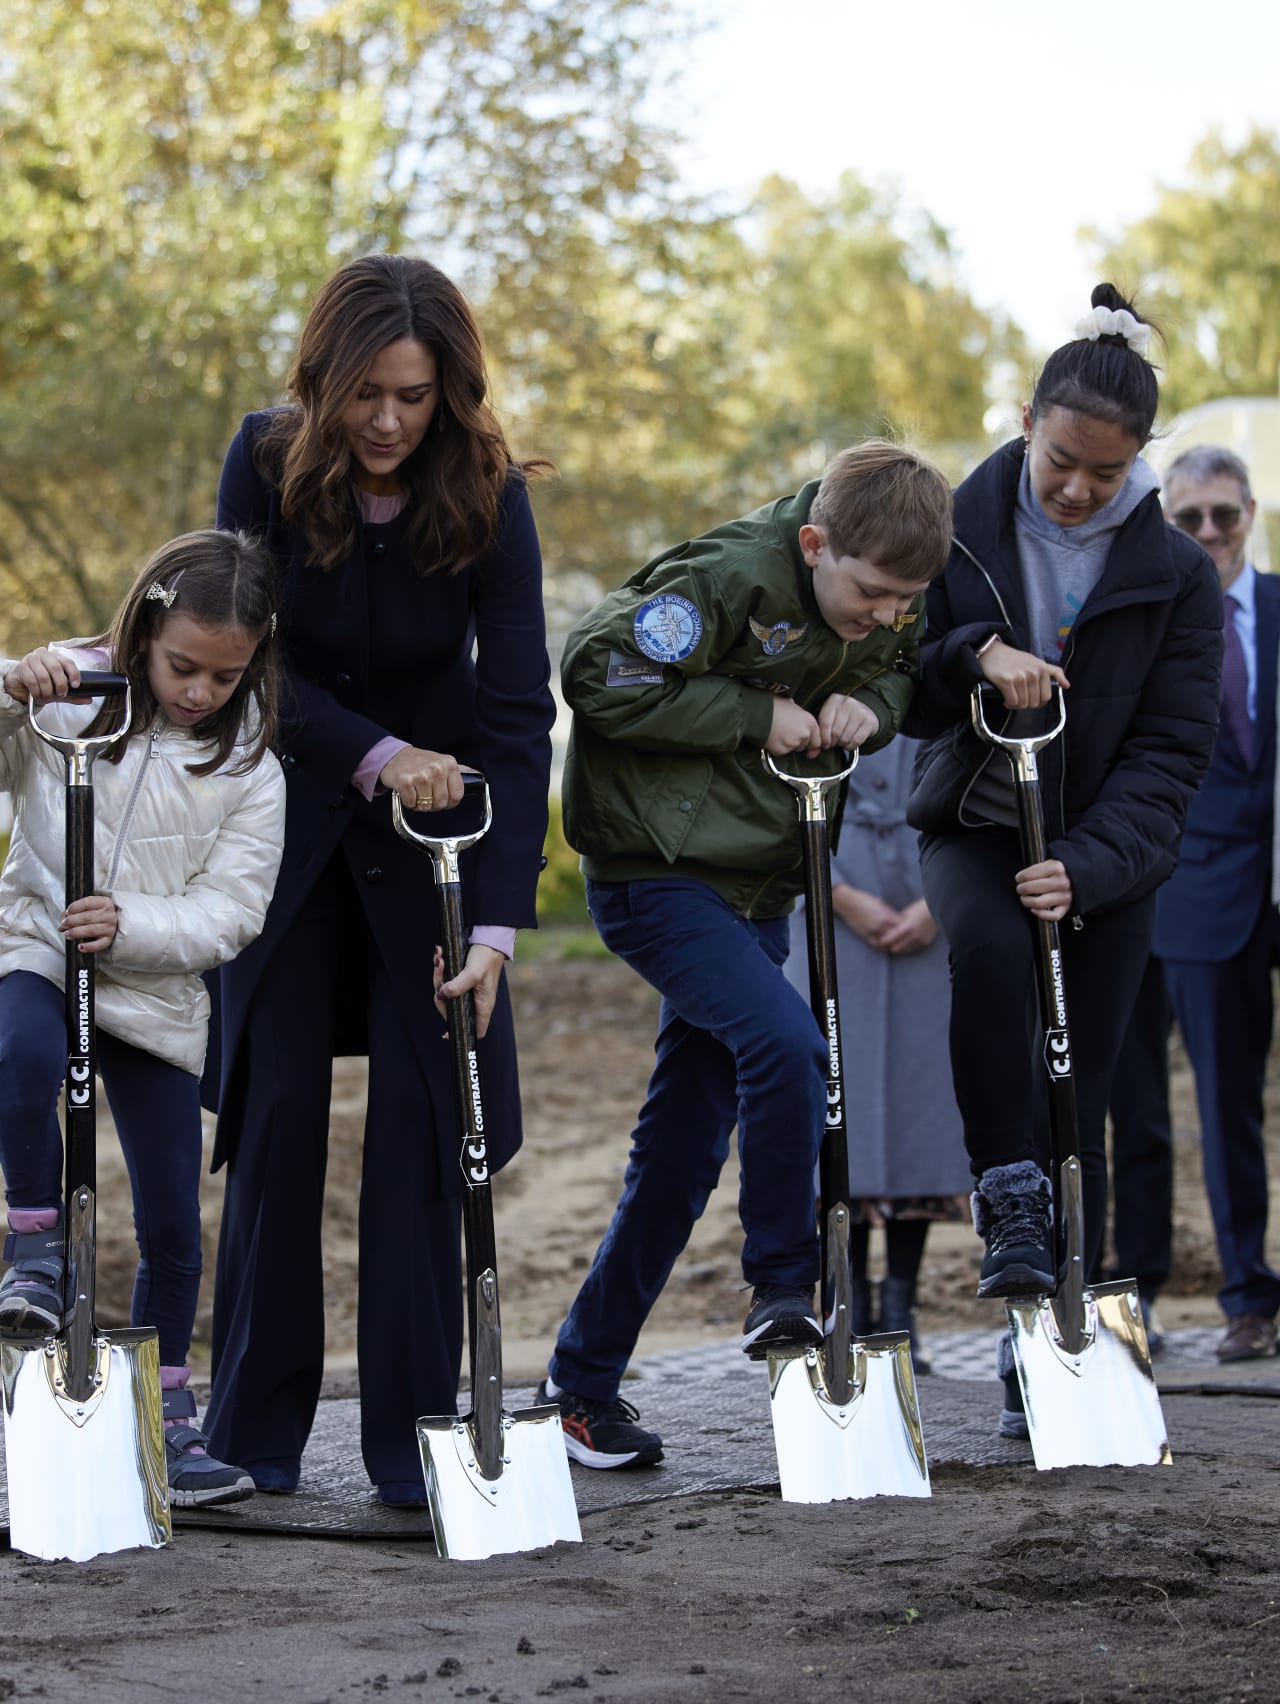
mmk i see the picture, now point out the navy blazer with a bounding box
[207,412,556,1188]
[1153,569,1280,964]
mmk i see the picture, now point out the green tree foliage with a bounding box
[0,1,1013,645]
[1090,129,1280,417]
[0,0,687,648]
[519,171,1019,587]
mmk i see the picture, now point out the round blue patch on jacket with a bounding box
[634,594,703,663]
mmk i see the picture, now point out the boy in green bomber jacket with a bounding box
[539,441,953,1470]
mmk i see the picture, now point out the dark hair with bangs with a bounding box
[255,253,552,575]
[87,529,280,776]
[808,438,953,583]
[1031,283,1161,446]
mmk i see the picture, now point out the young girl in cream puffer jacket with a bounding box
[0,528,284,1507]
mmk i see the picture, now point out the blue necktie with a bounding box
[1222,592,1253,767]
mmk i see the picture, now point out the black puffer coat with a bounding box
[905,440,1223,917]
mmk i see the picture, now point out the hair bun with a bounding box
[1074,288,1151,356]
[1091,282,1133,316]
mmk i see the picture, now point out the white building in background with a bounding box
[1148,396,1280,573]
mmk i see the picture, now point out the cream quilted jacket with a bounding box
[0,646,285,1077]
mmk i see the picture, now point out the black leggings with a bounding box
[920,829,1154,1279]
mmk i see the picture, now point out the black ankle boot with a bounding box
[850,1276,875,1338]
[879,1276,931,1376]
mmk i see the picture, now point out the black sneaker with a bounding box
[536,1381,663,1470]
[971,1161,1054,1298]
[741,1284,823,1358]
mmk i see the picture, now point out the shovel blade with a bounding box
[417,1400,581,1561]
[767,1332,931,1503]
[1007,1280,1172,1470]
[1,1327,170,1561]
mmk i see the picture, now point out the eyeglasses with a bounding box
[1170,505,1243,534]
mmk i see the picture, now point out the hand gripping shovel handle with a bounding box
[969,683,1086,1342]
[26,675,130,1380]
[763,749,859,1401]
[391,777,503,1465]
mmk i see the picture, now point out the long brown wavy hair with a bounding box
[88,529,280,776]
[255,253,552,574]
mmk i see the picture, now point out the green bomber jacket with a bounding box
[560,481,924,917]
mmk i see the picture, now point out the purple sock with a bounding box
[7,1207,60,1233]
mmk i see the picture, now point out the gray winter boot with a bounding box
[971,1160,1054,1298]
[879,1276,931,1376]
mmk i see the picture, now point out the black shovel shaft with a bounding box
[799,817,850,1224]
[1010,771,1081,1175]
[64,785,97,1205]
[60,677,126,1207]
[438,877,499,1283]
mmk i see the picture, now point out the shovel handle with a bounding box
[766,749,859,1397]
[969,683,1084,1323]
[393,773,501,1387]
[29,676,131,1266]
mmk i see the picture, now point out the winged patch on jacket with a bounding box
[749,616,808,657]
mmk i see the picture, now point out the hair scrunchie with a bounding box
[1073,305,1151,356]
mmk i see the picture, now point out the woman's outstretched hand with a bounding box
[432,942,506,1039]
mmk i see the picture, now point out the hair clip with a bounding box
[145,581,177,609]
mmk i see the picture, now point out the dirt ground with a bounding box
[8,944,1280,1704]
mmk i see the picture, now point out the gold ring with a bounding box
[414,792,432,809]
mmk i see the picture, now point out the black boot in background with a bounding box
[879,1275,931,1376]
[850,1275,875,1338]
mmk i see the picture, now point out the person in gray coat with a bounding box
[785,735,969,1372]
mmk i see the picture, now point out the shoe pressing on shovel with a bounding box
[971,684,1171,1470]
[1,674,171,1561]
[393,775,580,1560]
[760,751,930,1503]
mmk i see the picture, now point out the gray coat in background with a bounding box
[786,737,969,1202]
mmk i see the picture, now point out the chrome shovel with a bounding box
[971,683,1171,1469]
[1,674,171,1561]
[761,751,930,1503]
[393,776,580,1560]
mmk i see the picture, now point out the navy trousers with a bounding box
[205,858,463,1487]
[1106,954,1174,1298]
[920,830,1155,1283]
[549,878,828,1403]
[0,969,203,1365]
[1162,903,1280,1320]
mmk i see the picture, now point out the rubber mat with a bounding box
[3,1335,1277,1543]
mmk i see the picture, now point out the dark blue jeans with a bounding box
[549,878,827,1402]
[0,970,203,1365]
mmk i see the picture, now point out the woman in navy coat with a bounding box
[203,254,555,1506]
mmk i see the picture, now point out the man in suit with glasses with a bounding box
[1153,445,1280,1360]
